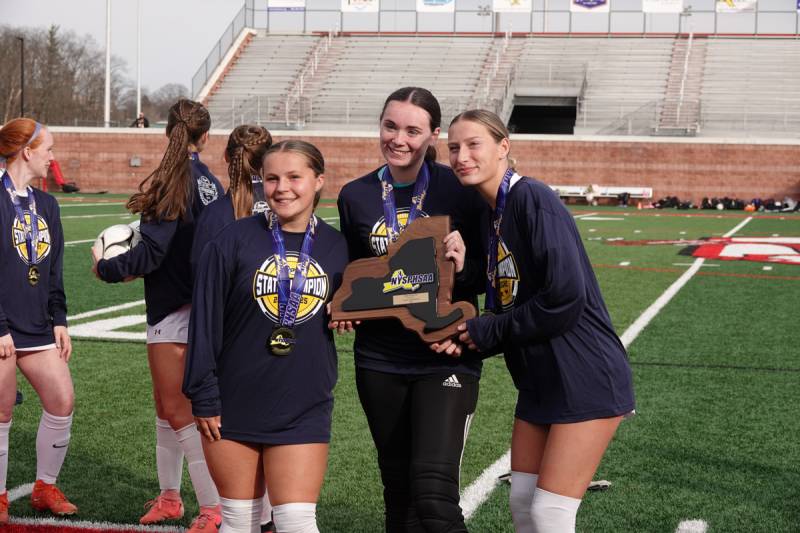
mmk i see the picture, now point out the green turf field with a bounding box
[6,195,800,532]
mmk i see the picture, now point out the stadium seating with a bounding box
[203,33,800,138]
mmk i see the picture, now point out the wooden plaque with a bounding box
[331,216,477,343]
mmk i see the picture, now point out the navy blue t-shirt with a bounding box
[191,192,234,273]
[184,215,348,444]
[97,158,222,325]
[467,176,635,423]
[0,181,66,348]
[337,160,489,377]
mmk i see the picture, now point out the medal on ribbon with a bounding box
[3,172,42,286]
[485,168,515,312]
[267,211,317,356]
[378,163,430,245]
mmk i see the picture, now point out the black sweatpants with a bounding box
[356,367,480,533]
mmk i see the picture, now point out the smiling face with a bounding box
[23,128,55,180]
[379,100,440,173]
[262,150,324,231]
[447,118,509,189]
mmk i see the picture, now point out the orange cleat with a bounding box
[187,504,222,533]
[30,480,78,516]
[1,491,8,525]
[139,493,184,524]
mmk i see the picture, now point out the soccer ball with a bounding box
[94,221,141,260]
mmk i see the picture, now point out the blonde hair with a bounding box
[450,109,516,167]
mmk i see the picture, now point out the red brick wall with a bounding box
[47,128,800,203]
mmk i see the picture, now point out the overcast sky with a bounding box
[1,0,243,95]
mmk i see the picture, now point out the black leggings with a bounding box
[356,367,480,533]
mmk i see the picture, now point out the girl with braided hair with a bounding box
[92,99,224,532]
[190,124,273,271]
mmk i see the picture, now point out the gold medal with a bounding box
[268,326,295,356]
[28,265,40,286]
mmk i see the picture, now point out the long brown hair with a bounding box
[380,87,441,162]
[0,118,45,165]
[126,99,211,221]
[226,125,272,220]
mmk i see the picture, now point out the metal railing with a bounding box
[192,5,253,98]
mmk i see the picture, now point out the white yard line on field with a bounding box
[7,516,183,532]
[65,238,97,246]
[69,315,147,340]
[573,212,598,219]
[61,213,135,220]
[59,202,125,208]
[675,519,709,533]
[459,216,753,521]
[7,482,33,502]
[68,300,146,321]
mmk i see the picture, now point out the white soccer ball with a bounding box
[95,221,141,260]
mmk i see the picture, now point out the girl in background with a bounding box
[93,99,223,532]
[0,118,76,523]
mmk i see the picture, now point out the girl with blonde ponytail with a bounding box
[92,99,225,533]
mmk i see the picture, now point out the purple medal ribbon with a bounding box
[485,168,515,312]
[267,211,317,329]
[2,172,40,267]
[378,163,430,245]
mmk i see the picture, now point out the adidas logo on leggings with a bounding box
[442,375,462,388]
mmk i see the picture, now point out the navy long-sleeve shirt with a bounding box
[337,160,489,377]
[184,215,348,444]
[0,180,67,348]
[97,158,222,325]
[467,176,635,422]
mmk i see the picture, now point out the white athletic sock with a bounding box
[35,410,72,484]
[530,487,582,533]
[220,496,262,533]
[261,488,273,525]
[175,423,219,507]
[272,502,319,533]
[509,471,539,533]
[0,419,11,493]
[156,417,184,492]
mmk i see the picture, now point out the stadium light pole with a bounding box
[136,0,141,118]
[104,0,112,128]
[15,36,24,117]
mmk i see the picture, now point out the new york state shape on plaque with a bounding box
[331,216,476,343]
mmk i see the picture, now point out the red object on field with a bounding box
[49,160,67,187]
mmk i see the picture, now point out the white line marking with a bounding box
[8,482,33,502]
[8,516,183,532]
[65,238,97,246]
[61,213,135,220]
[672,263,720,267]
[675,519,709,533]
[59,202,125,208]
[461,217,753,521]
[579,216,625,221]
[460,450,511,520]
[68,300,146,321]
[763,266,773,271]
[573,212,598,219]
[619,261,630,266]
[69,315,147,340]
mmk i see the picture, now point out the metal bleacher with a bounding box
[699,39,800,138]
[203,32,800,138]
